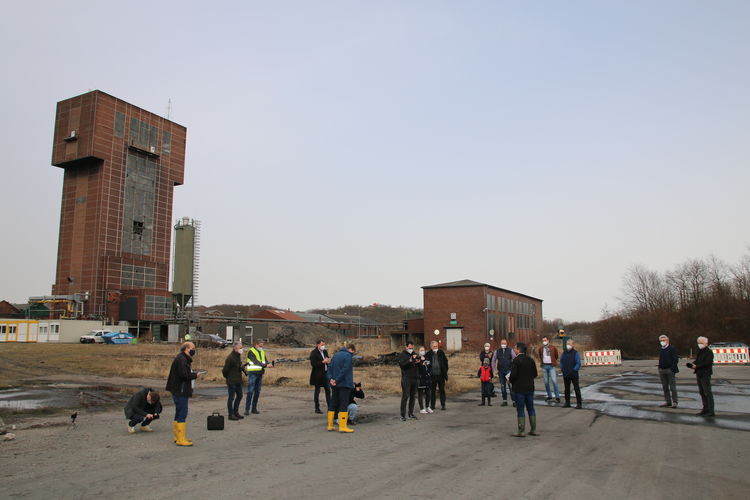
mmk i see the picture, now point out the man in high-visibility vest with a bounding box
[243,339,273,415]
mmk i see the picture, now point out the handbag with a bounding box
[207,411,224,431]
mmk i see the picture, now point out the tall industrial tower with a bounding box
[51,90,187,333]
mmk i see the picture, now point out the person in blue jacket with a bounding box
[560,339,582,409]
[327,343,356,433]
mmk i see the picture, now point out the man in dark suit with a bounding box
[509,342,538,437]
[687,336,715,417]
[398,341,421,421]
[309,339,331,414]
[425,340,449,411]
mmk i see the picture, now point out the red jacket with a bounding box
[478,365,493,382]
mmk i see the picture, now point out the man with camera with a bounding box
[687,336,714,417]
[165,342,201,446]
[398,341,422,421]
[124,387,162,433]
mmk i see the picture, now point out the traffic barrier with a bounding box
[583,349,622,366]
[711,347,749,365]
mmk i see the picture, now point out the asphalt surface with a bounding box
[2,361,750,500]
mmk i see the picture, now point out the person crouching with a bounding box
[124,388,162,433]
[478,358,494,406]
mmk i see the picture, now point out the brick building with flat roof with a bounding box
[423,279,542,351]
[51,90,186,331]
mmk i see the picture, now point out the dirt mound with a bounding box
[267,324,343,347]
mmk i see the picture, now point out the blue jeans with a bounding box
[542,365,559,398]
[172,395,189,423]
[245,373,263,411]
[227,383,243,414]
[499,370,514,401]
[514,392,536,417]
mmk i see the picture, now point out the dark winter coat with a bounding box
[425,349,449,380]
[328,347,354,389]
[509,353,537,393]
[124,387,162,419]
[493,347,515,374]
[417,355,432,388]
[165,351,197,397]
[309,348,330,387]
[398,350,420,380]
[222,350,244,386]
[560,348,582,378]
[349,387,365,405]
[692,347,714,378]
[658,344,680,373]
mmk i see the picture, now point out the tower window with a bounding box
[132,220,144,236]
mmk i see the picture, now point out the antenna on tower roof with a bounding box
[166,98,172,120]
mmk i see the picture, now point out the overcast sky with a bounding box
[1,1,748,322]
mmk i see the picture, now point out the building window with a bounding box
[162,131,171,154]
[114,112,125,138]
[132,220,144,236]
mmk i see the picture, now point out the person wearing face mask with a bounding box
[244,339,274,415]
[492,339,516,406]
[509,342,538,437]
[480,343,493,363]
[223,341,245,421]
[425,340,449,411]
[309,339,331,414]
[536,336,560,403]
[657,334,679,408]
[559,339,582,409]
[416,346,433,414]
[686,336,714,417]
[165,341,200,446]
[398,341,421,420]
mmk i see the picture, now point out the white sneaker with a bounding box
[419,409,428,414]
[127,425,136,434]
[426,407,434,414]
[140,425,154,432]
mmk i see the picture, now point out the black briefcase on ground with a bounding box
[207,411,224,430]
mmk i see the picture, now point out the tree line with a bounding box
[595,252,750,357]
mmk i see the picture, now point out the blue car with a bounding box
[102,331,135,344]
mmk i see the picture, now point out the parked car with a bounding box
[80,330,108,343]
[195,333,230,349]
[103,331,136,344]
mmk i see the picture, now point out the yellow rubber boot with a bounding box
[338,412,354,433]
[173,421,178,443]
[327,411,335,431]
[175,422,193,446]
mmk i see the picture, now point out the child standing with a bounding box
[478,357,494,406]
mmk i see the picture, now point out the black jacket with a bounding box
[165,351,197,397]
[349,387,365,405]
[124,387,163,419]
[398,350,420,379]
[509,353,537,393]
[222,350,244,386]
[425,349,449,380]
[692,347,714,378]
[309,348,330,387]
[658,344,679,373]
[417,355,432,388]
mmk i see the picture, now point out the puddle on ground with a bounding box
[575,371,750,432]
[0,385,127,411]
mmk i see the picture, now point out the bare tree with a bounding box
[622,264,673,313]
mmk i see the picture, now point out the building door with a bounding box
[446,327,462,351]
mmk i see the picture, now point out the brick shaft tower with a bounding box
[51,90,186,325]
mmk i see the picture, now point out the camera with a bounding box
[152,413,160,420]
[686,362,694,369]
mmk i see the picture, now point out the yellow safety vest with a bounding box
[246,347,266,372]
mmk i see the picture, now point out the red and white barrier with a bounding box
[711,347,749,365]
[583,349,622,366]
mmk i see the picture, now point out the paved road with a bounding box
[2,362,750,499]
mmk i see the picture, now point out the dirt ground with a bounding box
[2,361,750,500]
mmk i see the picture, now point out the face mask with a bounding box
[698,344,706,349]
[239,349,244,355]
[319,345,326,351]
[484,347,490,351]
[188,349,196,356]
[258,346,264,350]
[501,344,507,349]
[419,350,426,356]
[406,348,413,354]
[566,345,573,350]
[660,341,666,347]
[543,341,549,346]
[432,348,438,353]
